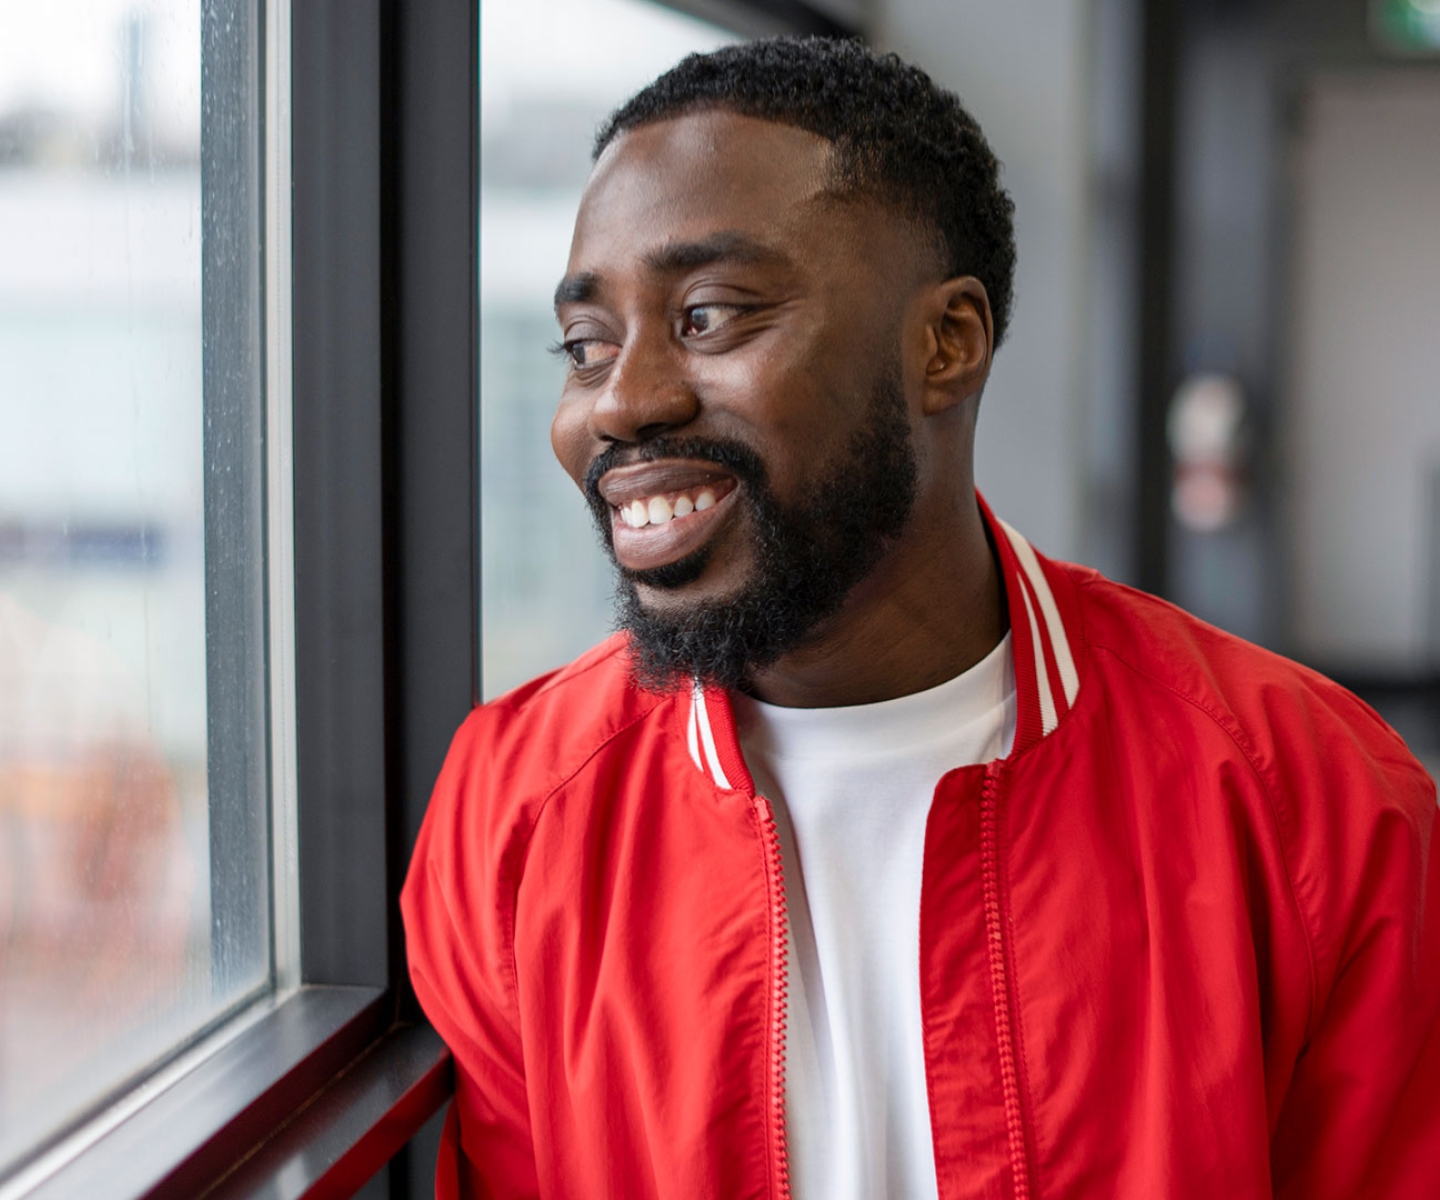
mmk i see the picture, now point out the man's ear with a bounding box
[920,276,994,417]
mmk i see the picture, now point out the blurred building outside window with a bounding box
[0,0,277,1176]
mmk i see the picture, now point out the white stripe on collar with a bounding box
[683,520,1075,778]
[686,686,704,775]
[691,681,734,790]
[1015,574,1059,734]
[999,519,1079,707]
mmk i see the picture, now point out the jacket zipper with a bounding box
[752,795,792,1200]
[980,763,1031,1199]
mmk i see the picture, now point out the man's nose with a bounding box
[586,335,698,444]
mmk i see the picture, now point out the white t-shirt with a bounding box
[733,634,1017,1200]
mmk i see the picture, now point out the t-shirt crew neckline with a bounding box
[736,630,1016,763]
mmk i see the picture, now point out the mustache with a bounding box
[582,435,770,522]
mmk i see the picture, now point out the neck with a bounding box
[745,491,1005,708]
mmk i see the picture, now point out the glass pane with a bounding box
[0,0,271,1170]
[480,0,738,699]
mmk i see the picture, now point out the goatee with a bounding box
[583,362,918,693]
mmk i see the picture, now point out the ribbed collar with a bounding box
[682,492,1085,793]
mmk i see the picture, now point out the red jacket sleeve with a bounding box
[402,711,540,1199]
[1266,700,1440,1197]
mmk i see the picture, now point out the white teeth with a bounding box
[619,489,722,530]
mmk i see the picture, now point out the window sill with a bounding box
[13,987,451,1200]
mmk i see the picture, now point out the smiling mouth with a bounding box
[598,460,741,574]
[616,482,726,528]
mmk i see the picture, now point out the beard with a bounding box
[583,360,919,693]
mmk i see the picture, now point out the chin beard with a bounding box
[584,362,918,694]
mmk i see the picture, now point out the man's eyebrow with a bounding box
[553,271,600,311]
[553,233,789,313]
[641,231,790,275]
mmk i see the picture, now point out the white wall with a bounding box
[1286,71,1440,670]
[873,0,1092,561]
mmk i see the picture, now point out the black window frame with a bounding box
[6,1,471,1193]
[2,1,856,1195]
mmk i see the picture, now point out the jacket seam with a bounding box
[981,766,1032,1199]
[996,771,1041,1195]
[501,695,671,1007]
[747,797,791,1199]
[1087,642,1321,1041]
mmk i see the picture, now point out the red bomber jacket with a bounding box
[402,502,1440,1199]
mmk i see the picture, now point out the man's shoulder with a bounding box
[430,633,674,828]
[1062,560,1433,810]
[483,631,644,728]
[406,633,678,919]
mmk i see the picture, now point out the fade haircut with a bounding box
[594,36,1018,347]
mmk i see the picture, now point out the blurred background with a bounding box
[479,0,1440,782]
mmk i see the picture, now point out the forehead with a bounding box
[568,110,837,275]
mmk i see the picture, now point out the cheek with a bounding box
[726,323,854,433]
[742,366,876,490]
[549,394,589,488]
[742,392,853,503]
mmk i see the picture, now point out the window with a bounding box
[0,0,278,1177]
[2,0,461,1192]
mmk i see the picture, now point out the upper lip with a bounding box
[596,459,736,508]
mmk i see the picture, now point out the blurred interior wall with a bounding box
[1166,0,1281,646]
[1285,71,1440,673]
[872,0,1094,563]
[1165,0,1440,671]
[1085,0,1144,585]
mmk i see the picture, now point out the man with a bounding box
[403,37,1440,1199]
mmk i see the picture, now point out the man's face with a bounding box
[550,110,930,689]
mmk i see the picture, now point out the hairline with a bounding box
[594,103,954,281]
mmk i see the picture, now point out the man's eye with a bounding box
[562,339,618,368]
[680,304,743,337]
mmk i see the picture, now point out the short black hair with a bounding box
[594,36,1018,347]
